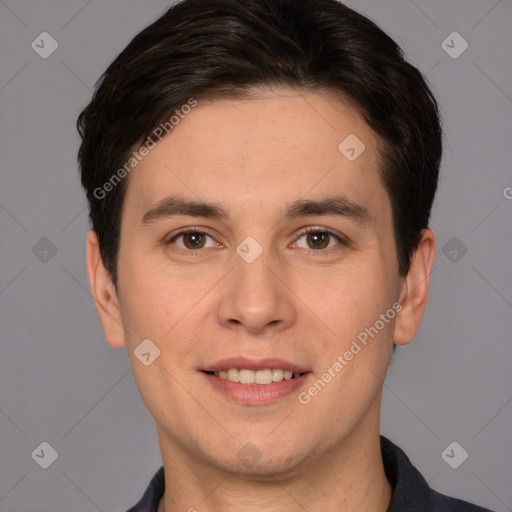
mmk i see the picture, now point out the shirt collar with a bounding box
[381,435,446,511]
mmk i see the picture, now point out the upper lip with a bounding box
[202,357,310,373]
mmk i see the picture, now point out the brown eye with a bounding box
[305,231,330,250]
[291,228,347,253]
[168,230,217,251]
[182,232,206,249]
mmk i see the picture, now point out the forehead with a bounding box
[122,88,389,225]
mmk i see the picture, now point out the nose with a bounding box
[216,244,297,335]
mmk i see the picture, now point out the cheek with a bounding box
[117,250,174,342]
[118,252,217,358]
[301,259,396,351]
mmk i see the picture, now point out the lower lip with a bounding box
[201,372,311,405]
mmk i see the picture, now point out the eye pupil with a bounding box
[184,232,205,249]
[307,232,329,249]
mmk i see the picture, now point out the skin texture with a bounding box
[86,88,436,512]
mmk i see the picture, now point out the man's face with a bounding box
[115,89,403,474]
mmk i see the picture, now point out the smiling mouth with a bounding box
[202,369,309,385]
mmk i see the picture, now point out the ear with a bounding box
[85,230,126,348]
[394,228,436,346]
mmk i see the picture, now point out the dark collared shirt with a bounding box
[126,435,494,512]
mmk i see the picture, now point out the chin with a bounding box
[204,436,311,478]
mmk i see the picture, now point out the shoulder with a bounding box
[380,435,495,512]
[432,489,495,512]
[126,466,165,512]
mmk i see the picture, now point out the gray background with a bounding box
[0,0,511,510]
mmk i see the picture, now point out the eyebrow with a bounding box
[140,194,371,227]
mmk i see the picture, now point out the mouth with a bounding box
[200,358,312,404]
[202,369,309,385]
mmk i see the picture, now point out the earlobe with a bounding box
[85,230,126,348]
[394,229,436,346]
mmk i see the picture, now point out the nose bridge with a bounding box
[232,236,280,306]
[238,243,274,288]
[216,235,296,333]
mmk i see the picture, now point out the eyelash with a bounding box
[165,226,348,256]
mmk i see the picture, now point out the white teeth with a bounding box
[272,369,283,382]
[239,369,254,384]
[213,368,303,384]
[255,369,273,384]
[227,368,239,382]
